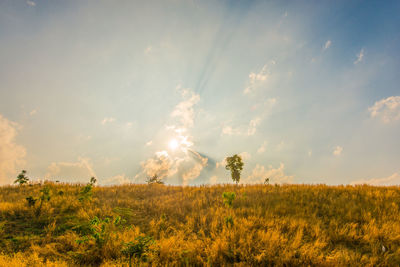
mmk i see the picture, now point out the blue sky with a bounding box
[0,0,399,185]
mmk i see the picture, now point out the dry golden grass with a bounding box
[0,182,400,266]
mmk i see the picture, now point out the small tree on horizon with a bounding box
[225,154,244,184]
[14,170,29,185]
[146,174,164,185]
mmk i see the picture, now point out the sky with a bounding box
[0,0,399,186]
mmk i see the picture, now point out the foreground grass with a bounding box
[0,183,400,266]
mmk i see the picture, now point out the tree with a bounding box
[225,154,244,184]
[146,174,164,185]
[14,170,29,185]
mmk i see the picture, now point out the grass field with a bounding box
[0,182,400,266]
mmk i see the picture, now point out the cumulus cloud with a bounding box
[221,117,262,136]
[351,172,400,186]
[136,149,208,185]
[354,48,364,64]
[137,88,207,185]
[170,89,200,129]
[0,115,26,184]
[333,146,343,156]
[323,40,331,51]
[44,157,96,183]
[30,109,37,116]
[103,174,131,185]
[257,141,268,154]
[244,62,274,95]
[145,140,153,146]
[101,117,115,125]
[180,151,208,185]
[247,118,261,135]
[368,96,400,123]
[245,163,293,184]
[238,152,251,161]
[139,151,176,179]
[216,158,227,169]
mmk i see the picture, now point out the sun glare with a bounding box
[168,139,179,150]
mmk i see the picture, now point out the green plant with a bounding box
[76,216,122,247]
[35,186,51,217]
[225,155,244,184]
[79,177,96,202]
[122,235,154,267]
[14,170,29,185]
[222,192,235,228]
[79,184,93,202]
[222,192,236,208]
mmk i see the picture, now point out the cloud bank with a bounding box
[0,115,26,185]
[368,96,400,123]
[351,172,400,186]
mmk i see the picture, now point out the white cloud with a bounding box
[257,141,267,154]
[137,88,205,185]
[244,64,270,95]
[247,117,261,135]
[103,174,131,185]
[354,48,364,64]
[136,149,208,185]
[221,126,240,136]
[139,151,175,180]
[245,163,293,184]
[170,89,200,129]
[351,171,400,186]
[221,117,262,136]
[323,40,331,51]
[238,152,251,161]
[216,158,227,169]
[333,146,343,156]
[101,117,115,125]
[0,115,26,184]
[180,152,208,185]
[44,157,96,183]
[308,149,312,157]
[30,109,37,116]
[368,96,400,123]
[26,0,36,6]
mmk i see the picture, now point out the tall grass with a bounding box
[0,183,399,266]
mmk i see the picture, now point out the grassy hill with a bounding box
[0,183,400,266]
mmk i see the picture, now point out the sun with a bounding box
[168,139,179,150]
